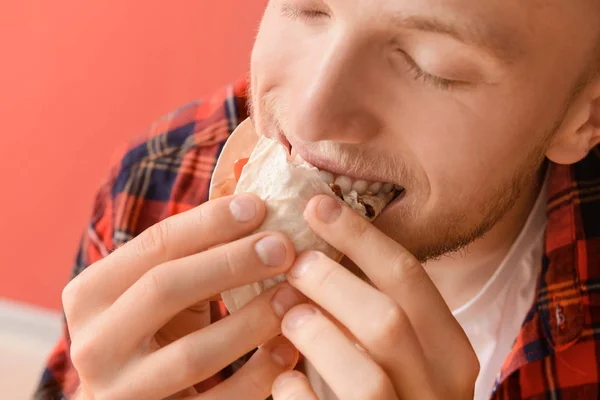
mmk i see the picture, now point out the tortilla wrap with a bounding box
[209,119,394,313]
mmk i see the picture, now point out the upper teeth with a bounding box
[318,169,398,196]
[318,170,335,185]
[293,149,402,196]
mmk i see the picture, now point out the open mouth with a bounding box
[288,144,406,218]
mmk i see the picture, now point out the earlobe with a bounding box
[546,82,600,165]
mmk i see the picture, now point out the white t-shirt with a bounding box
[305,176,548,400]
[453,174,548,400]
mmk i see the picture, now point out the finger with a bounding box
[304,195,466,356]
[287,251,432,398]
[113,284,306,400]
[282,304,398,400]
[96,231,296,353]
[193,336,299,400]
[272,371,319,400]
[65,193,266,314]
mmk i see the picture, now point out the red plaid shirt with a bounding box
[35,80,600,399]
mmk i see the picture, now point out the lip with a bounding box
[294,137,410,217]
[386,187,408,208]
[279,133,402,186]
[266,125,410,216]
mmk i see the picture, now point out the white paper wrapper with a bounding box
[220,136,392,313]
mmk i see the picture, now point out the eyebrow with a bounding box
[391,14,520,63]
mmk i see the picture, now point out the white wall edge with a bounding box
[0,298,62,345]
[0,299,63,398]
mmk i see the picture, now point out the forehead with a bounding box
[319,0,592,57]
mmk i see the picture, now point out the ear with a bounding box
[546,78,600,165]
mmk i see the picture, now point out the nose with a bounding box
[287,35,381,145]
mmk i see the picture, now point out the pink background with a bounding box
[0,1,267,310]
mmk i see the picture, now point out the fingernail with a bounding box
[271,343,297,368]
[256,236,287,267]
[229,195,257,222]
[285,306,316,330]
[289,252,318,279]
[317,197,342,224]
[271,287,303,318]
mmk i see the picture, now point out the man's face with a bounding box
[250,0,598,262]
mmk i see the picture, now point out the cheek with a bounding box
[251,26,285,91]
[251,12,297,130]
[251,9,309,94]
[395,90,537,210]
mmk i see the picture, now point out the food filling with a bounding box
[233,148,405,222]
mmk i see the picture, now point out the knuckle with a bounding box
[351,368,392,400]
[62,278,82,317]
[240,307,269,339]
[366,301,408,349]
[297,317,326,345]
[312,260,339,291]
[137,221,170,257]
[279,389,313,400]
[95,387,130,400]
[389,251,424,286]
[349,216,371,241]
[223,246,245,279]
[242,361,266,396]
[93,389,116,400]
[461,350,481,389]
[446,344,479,398]
[466,350,480,377]
[74,381,134,400]
[454,380,477,400]
[175,343,201,381]
[139,268,175,305]
[70,334,101,374]
[62,267,97,322]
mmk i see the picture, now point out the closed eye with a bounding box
[281,3,330,21]
[399,51,468,90]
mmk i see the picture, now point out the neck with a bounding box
[424,166,548,311]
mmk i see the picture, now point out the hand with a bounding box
[63,194,306,400]
[271,195,479,400]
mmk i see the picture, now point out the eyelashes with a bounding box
[399,52,462,90]
[280,4,468,91]
[280,3,330,21]
[298,10,329,19]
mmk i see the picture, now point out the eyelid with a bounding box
[398,50,472,87]
[280,0,331,20]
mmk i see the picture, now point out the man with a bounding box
[36,0,600,399]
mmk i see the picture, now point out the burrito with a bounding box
[209,119,402,313]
